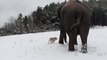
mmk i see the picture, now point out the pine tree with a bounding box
[23,16,29,33]
[17,13,24,34]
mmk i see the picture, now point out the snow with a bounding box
[0,27,107,60]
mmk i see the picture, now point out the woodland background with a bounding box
[0,0,107,36]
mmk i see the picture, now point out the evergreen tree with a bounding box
[23,16,29,33]
[32,11,37,25]
[16,13,24,34]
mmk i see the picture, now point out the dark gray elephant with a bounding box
[59,0,91,53]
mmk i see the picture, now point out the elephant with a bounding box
[58,0,90,44]
[59,0,91,53]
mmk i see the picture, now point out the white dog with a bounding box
[48,37,57,44]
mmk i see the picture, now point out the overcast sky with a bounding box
[0,0,84,28]
[0,0,66,28]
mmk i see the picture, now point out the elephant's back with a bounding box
[61,1,91,16]
[60,1,91,28]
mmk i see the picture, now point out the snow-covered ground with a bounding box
[0,27,107,60]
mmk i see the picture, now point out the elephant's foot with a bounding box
[68,48,75,51]
[64,40,67,43]
[64,37,67,43]
[80,44,87,53]
[59,41,64,44]
[81,49,87,53]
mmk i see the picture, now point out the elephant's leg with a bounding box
[64,32,67,43]
[67,30,77,51]
[59,30,65,44]
[80,27,89,53]
[74,36,78,45]
[73,28,78,45]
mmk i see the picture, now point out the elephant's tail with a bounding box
[70,13,81,31]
